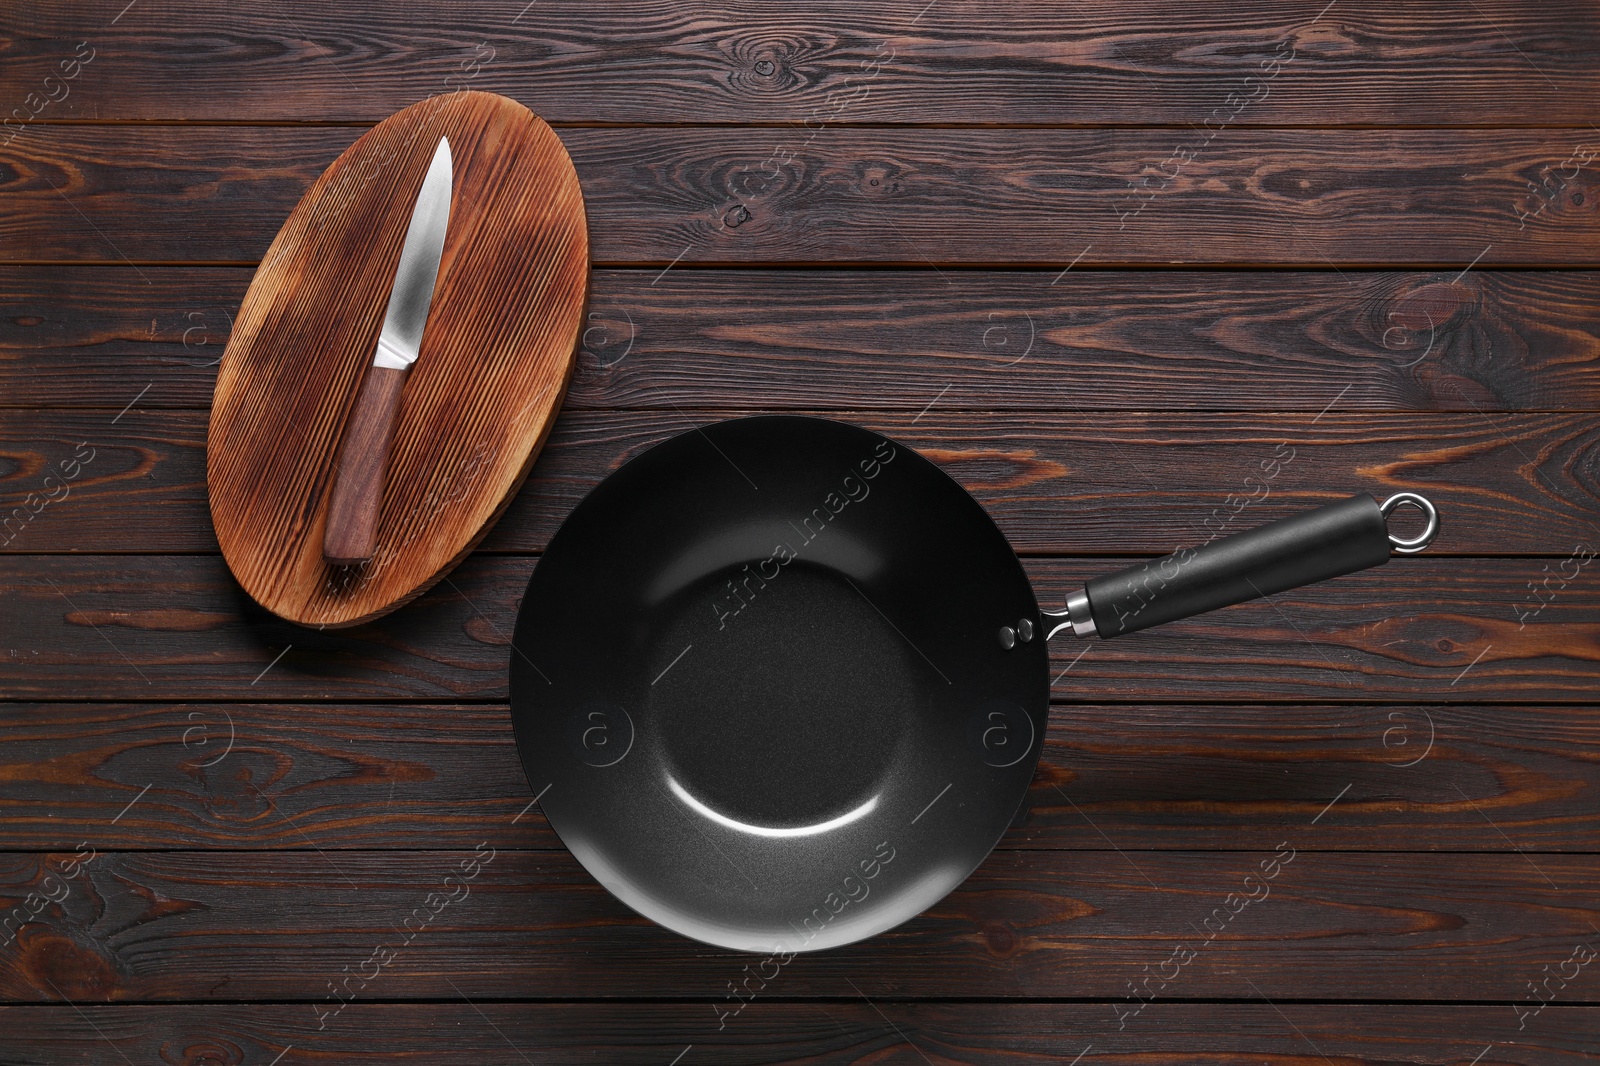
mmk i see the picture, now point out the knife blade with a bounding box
[324,136,454,566]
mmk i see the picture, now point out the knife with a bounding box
[324,136,454,566]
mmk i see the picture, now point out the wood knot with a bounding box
[725,34,807,94]
[464,614,511,646]
[15,928,121,999]
[1393,280,1472,321]
[173,1039,248,1066]
[1376,280,1473,368]
[983,922,1019,957]
[860,164,902,195]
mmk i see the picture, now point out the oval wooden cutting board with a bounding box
[208,91,588,628]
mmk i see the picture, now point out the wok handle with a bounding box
[1047,493,1439,639]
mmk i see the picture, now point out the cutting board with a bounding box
[208,91,588,628]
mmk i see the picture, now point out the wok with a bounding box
[509,415,1437,952]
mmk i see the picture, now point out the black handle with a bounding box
[1084,494,1402,637]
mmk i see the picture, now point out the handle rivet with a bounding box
[1016,617,1035,643]
[997,625,1016,650]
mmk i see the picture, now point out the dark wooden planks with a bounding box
[0,702,534,852]
[5,1,1600,126]
[0,553,518,702]
[1,849,1595,1001]
[0,554,1594,702]
[8,267,1600,413]
[2,1004,1595,1064]
[5,408,1597,554]
[6,127,1599,264]
[0,265,242,410]
[2,701,1595,853]
[0,0,1594,1053]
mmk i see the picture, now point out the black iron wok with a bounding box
[509,415,1437,953]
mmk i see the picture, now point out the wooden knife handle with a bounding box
[323,364,407,565]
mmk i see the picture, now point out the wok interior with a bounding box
[510,416,1048,952]
[650,560,919,831]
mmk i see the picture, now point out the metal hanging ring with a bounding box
[1379,492,1439,554]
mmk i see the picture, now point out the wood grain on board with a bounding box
[4,0,1599,126]
[0,701,1593,852]
[5,127,1598,264]
[7,267,1600,414]
[0,849,1593,1002]
[207,91,587,628]
[0,554,1591,702]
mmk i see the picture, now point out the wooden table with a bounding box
[3,2,1599,1062]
